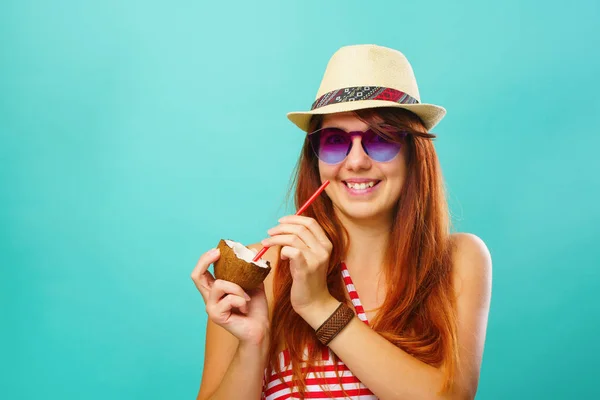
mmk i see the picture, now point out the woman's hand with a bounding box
[261,215,335,319]
[191,248,270,346]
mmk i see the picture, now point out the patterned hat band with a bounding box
[310,86,419,110]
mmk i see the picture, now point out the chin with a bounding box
[337,204,392,222]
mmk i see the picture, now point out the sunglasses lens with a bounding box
[362,130,402,162]
[309,128,351,164]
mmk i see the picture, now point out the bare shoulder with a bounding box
[450,232,493,297]
[448,233,493,397]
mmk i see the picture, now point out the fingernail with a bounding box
[209,248,220,256]
[244,293,251,301]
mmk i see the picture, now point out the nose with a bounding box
[344,136,372,170]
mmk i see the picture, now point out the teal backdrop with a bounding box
[1,1,599,399]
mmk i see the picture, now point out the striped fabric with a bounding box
[262,263,378,399]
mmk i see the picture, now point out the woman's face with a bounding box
[316,112,408,223]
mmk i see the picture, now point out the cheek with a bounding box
[382,162,408,195]
[318,161,340,179]
[384,157,407,178]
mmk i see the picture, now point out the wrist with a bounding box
[239,332,270,361]
[297,296,341,330]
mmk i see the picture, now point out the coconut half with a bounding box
[213,239,271,291]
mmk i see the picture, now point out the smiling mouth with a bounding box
[342,180,381,190]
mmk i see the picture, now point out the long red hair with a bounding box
[268,107,459,396]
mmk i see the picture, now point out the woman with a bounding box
[191,44,492,399]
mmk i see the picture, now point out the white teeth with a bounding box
[345,181,376,190]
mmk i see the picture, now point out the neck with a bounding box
[336,210,393,276]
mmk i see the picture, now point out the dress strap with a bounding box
[340,263,369,325]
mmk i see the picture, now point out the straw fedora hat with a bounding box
[287,44,446,132]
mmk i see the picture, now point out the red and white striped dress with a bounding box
[262,263,378,399]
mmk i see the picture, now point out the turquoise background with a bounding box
[1,0,599,399]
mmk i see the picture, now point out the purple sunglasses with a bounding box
[308,127,407,165]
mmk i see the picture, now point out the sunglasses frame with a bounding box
[307,126,408,165]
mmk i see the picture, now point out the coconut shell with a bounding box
[213,239,271,291]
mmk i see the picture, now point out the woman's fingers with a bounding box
[207,287,250,325]
[279,215,332,249]
[214,294,249,318]
[262,234,309,253]
[208,279,252,305]
[263,233,328,270]
[268,223,318,250]
[204,280,251,324]
[280,245,304,262]
[190,248,220,301]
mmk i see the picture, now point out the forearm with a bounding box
[303,300,462,400]
[206,341,268,400]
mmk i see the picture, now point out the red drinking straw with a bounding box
[252,180,330,262]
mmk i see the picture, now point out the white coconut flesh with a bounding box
[225,240,269,268]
